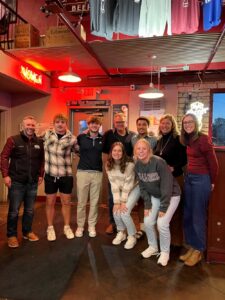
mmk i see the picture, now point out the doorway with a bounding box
[69,106,111,203]
[0,107,11,203]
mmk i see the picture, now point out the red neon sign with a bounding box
[20,66,42,85]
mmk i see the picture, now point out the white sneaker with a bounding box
[47,226,56,241]
[64,226,75,239]
[141,246,158,258]
[88,227,96,237]
[75,227,84,238]
[112,231,126,245]
[124,235,137,249]
[157,252,170,266]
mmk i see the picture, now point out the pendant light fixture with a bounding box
[58,59,81,83]
[139,56,164,99]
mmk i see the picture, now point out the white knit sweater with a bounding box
[106,162,136,204]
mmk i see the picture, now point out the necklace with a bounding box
[159,135,171,155]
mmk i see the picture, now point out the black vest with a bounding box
[9,133,44,183]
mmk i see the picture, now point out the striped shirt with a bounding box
[106,162,136,204]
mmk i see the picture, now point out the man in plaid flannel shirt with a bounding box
[43,114,78,241]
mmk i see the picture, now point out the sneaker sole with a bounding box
[47,233,56,242]
[75,233,83,238]
[124,241,137,250]
[89,234,96,237]
[23,236,39,242]
[141,252,159,258]
[8,244,19,248]
[157,262,168,267]
[112,236,126,245]
[64,234,75,239]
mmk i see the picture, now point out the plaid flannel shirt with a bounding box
[44,130,78,177]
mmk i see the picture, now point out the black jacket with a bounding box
[0,132,44,183]
[154,134,187,177]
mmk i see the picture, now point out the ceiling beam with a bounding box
[43,0,111,77]
[52,70,225,88]
[203,24,225,73]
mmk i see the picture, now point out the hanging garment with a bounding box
[139,0,171,37]
[113,0,142,36]
[203,0,222,31]
[89,0,117,40]
[172,0,200,34]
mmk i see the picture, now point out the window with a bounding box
[211,91,225,147]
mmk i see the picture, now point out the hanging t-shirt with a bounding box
[172,0,200,34]
[203,0,222,31]
[89,0,117,40]
[139,0,171,37]
[113,0,142,36]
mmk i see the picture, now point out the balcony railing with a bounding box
[0,0,27,49]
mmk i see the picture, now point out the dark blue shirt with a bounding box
[77,132,103,172]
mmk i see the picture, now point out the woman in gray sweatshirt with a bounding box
[134,139,181,266]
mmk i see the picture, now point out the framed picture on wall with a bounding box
[112,104,129,126]
[3,0,17,23]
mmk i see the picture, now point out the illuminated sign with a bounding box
[20,66,42,85]
[187,101,209,128]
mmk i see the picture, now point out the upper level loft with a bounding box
[1,0,225,87]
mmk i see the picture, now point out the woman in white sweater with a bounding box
[106,142,139,249]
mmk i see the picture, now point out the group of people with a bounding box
[0,111,218,268]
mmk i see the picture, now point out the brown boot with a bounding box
[179,248,194,262]
[23,232,39,241]
[8,236,19,248]
[184,250,202,266]
[105,224,116,235]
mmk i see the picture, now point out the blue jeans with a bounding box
[7,181,38,238]
[184,173,211,251]
[113,185,140,236]
[144,195,180,253]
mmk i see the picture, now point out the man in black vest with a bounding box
[0,116,44,248]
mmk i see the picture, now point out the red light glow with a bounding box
[20,66,42,85]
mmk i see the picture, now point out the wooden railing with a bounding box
[0,0,27,49]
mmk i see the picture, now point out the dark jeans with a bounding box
[108,182,115,225]
[7,181,38,238]
[184,173,211,251]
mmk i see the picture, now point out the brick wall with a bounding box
[176,81,225,134]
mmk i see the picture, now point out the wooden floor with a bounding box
[0,203,225,300]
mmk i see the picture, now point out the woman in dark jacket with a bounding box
[154,114,187,246]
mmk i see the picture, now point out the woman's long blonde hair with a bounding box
[158,114,180,137]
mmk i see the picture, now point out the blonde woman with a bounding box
[106,142,139,249]
[134,139,180,266]
[154,114,187,246]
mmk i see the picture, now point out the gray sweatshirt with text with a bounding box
[135,155,181,212]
